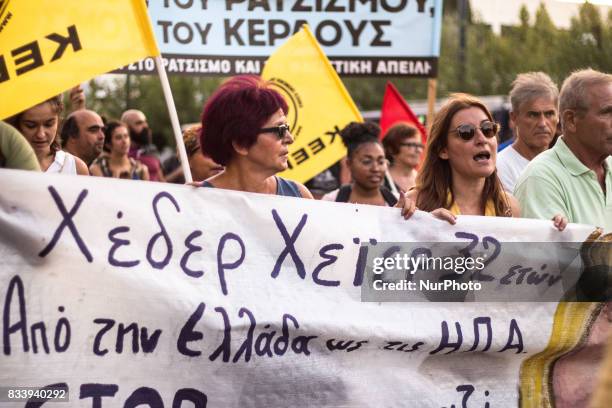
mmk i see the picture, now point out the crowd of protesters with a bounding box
[0,67,611,407]
[4,71,603,241]
[1,69,610,230]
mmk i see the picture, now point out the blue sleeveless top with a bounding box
[201,176,302,198]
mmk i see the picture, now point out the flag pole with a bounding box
[154,56,193,183]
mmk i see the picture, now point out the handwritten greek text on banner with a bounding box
[0,0,159,120]
[0,170,603,407]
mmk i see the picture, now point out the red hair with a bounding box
[200,75,288,166]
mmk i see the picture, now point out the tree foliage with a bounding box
[88,75,223,148]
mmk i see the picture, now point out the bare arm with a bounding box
[88,163,102,176]
[69,85,86,111]
[164,166,183,183]
[405,189,418,202]
[407,189,456,224]
[506,193,521,218]
[141,165,150,181]
[297,182,314,199]
[75,157,90,175]
[395,191,416,219]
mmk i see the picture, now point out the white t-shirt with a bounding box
[496,145,530,193]
[46,150,77,174]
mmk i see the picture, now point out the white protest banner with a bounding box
[119,0,443,77]
[0,169,605,407]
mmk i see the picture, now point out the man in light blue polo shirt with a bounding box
[515,68,612,231]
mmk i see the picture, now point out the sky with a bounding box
[470,0,612,34]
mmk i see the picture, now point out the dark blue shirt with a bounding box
[200,176,302,198]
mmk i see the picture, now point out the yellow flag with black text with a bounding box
[0,0,159,119]
[262,25,363,183]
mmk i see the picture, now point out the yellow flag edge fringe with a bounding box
[132,0,161,56]
[300,25,363,122]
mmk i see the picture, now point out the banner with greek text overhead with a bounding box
[262,25,362,184]
[0,169,606,407]
[0,0,160,120]
[119,0,443,77]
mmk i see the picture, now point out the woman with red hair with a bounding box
[198,75,417,219]
[198,75,312,198]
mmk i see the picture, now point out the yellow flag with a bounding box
[262,25,363,184]
[0,0,159,119]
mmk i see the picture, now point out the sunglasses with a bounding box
[400,142,424,149]
[450,121,499,141]
[258,124,290,139]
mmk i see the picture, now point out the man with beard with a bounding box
[120,109,165,182]
[61,109,105,166]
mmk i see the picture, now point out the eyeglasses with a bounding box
[258,124,290,139]
[400,142,424,149]
[450,121,499,141]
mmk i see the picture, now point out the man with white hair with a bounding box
[515,68,612,230]
[497,72,559,193]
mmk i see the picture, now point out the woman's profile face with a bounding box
[439,106,497,179]
[349,142,387,190]
[18,102,59,155]
[110,125,131,155]
[246,108,293,173]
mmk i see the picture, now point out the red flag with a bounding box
[380,82,427,144]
